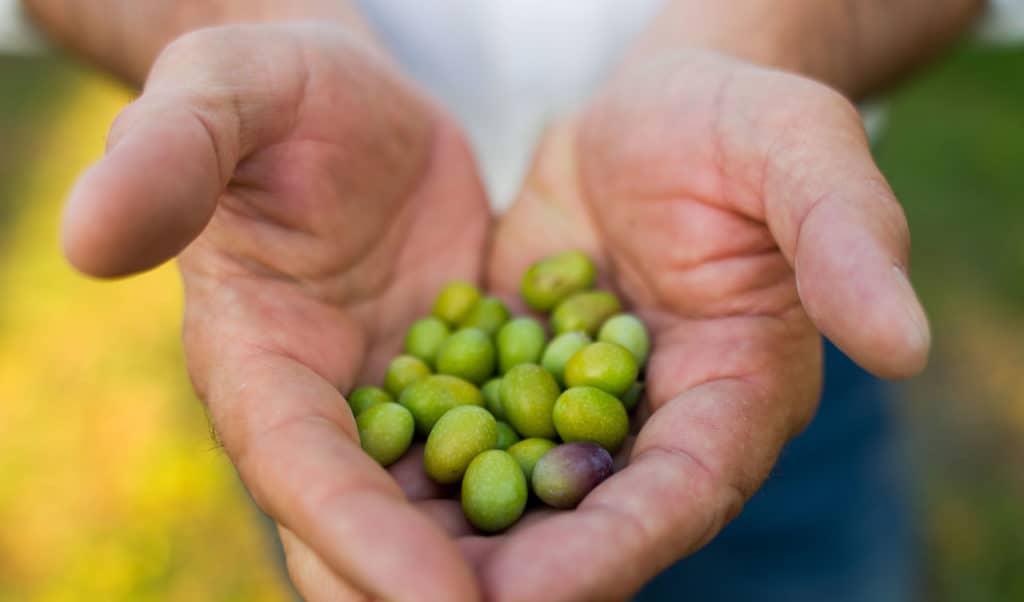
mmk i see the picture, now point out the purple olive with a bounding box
[531,442,613,509]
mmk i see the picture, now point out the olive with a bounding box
[398,374,484,436]
[436,328,496,385]
[462,450,528,532]
[404,317,451,366]
[520,250,596,312]
[496,317,547,373]
[433,281,482,325]
[550,291,622,336]
[424,406,498,484]
[357,402,415,466]
[532,442,613,509]
[384,355,431,397]
[552,386,630,453]
[501,364,560,439]
[563,341,638,398]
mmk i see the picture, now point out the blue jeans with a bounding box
[637,341,917,601]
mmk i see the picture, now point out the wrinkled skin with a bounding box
[63,23,929,602]
[63,24,488,601]
[480,50,929,601]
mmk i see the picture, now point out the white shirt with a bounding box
[3,0,1022,208]
[354,0,664,207]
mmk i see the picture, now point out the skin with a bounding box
[22,0,373,84]
[483,49,932,600]
[38,0,985,599]
[61,24,488,602]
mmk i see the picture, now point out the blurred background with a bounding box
[0,38,1021,602]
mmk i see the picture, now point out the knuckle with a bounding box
[812,84,862,129]
[158,27,225,65]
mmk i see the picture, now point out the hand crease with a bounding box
[185,102,234,188]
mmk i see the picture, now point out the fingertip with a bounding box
[791,189,932,381]
[851,265,931,380]
[799,244,931,380]
[61,165,115,278]
[889,264,931,376]
[60,161,178,278]
[845,326,930,380]
[60,114,223,278]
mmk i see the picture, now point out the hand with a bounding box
[483,49,931,600]
[62,24,489,600]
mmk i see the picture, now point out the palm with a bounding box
[174,28,489,386]
[479,51,924,601]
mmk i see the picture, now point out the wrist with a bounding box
[620,0,986,98]
[22,0,377,85]
[621,1,838,81]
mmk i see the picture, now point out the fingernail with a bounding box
[892,264,931,354]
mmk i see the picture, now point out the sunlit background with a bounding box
[0,40,1022,601]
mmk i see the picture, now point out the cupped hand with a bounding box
[481,49,931,601]
[62,24,490,601]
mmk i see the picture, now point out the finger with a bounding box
[459,536,502,574]
[457,512,558,575]
[61,26,297,277]
[212,351,479,602]
[415,499,475,537]
[278,526,368,602]
[761,88,930,379]
[389,443,451,501]
[482,378,778,602]
[482,312,819,602]
[613,435,635,471]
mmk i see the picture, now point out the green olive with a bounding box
[461,450,528,532]
[357,402,415,466]
[507,437,557,481]
[520,250,596,312]
[540,331,592,386]
[384,355,432,397]
[459,296,510,336]
[435,328,496,385]
[598,313,651,366]
[347,386,394,417]
[550,291,622,336]
[552,386,629,453]
[496,317,547,373]
[563,341,638,397]
[501,363,560,438]
[481,377,505,420]
[432,281,482,325]
[495,421,522,450]
[424,406,498,484]
[398,374,484,436]
[404,317,450,366]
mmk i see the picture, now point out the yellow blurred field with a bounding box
[0,68,292,602]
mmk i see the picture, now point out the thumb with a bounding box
[61,27,295,278]
[764,90,930,380]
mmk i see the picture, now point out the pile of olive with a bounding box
[350,251,650,532]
